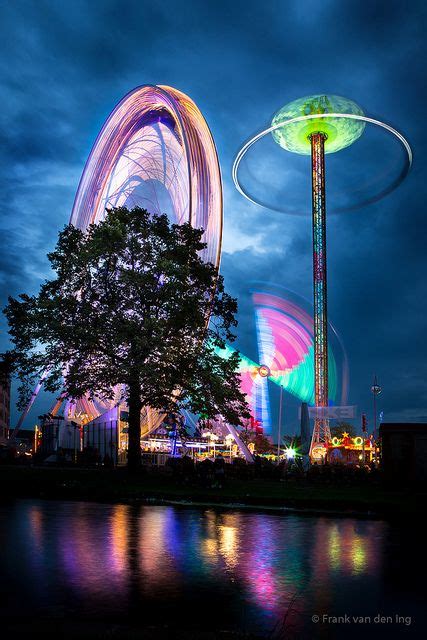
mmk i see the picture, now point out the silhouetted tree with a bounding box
[3,207,249,469]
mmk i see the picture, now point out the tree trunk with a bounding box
[127,381,142,471]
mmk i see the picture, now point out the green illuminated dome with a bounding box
[271,95,365,155]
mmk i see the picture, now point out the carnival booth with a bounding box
[327,432,374,465]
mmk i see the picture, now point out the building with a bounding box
[0,376,11,443]
[380,423,427,485]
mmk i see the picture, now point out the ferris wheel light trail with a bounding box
[69,85,223,428]
[72,84,222,267]
[67,84,223,428]
[15,85,223,436]
[233,95,412,461]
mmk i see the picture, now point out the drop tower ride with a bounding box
[233,94,412,462]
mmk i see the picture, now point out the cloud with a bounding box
[0,0,426,430]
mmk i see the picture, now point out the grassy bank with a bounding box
[6,620,266,640]
[0,464,423,518]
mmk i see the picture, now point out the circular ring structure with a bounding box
[71,84,222,267]
[68,85,223,423]
[232,112,412,214]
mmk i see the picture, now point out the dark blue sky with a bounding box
[1,0,426,433]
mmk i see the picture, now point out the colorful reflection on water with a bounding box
[0,500,423,637]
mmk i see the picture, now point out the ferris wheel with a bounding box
[69,85,223,427]
[14,85,222,435]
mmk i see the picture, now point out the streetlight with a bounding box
[202,431,218,458]
[210,433,219,459]
[202,430,211,459]
[225,433,234,462]
[371,375,382,440]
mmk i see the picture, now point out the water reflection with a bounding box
[0,500,421,636]
[110,503,128,577]
[218,523,239,569]
[28,505,43,552]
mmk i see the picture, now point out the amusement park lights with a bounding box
[233,95,412,462]
[329,432,374,465]
[202,431,219,458]
[284,446,297,460]
[225,433,235,460]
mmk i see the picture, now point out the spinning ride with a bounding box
[220,286,348,438]
[233,95,411,460]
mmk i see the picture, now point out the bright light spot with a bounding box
[258,364,270,378]
[285,447,296,460]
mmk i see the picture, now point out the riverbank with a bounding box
[0,465,423,518]
[6,620,267,640]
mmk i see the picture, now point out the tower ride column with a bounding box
[310,132,331,455]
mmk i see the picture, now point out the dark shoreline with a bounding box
[0,465,423,520]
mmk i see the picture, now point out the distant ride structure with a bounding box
[233,95,412,461]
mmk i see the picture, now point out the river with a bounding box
[0,499,423,638]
